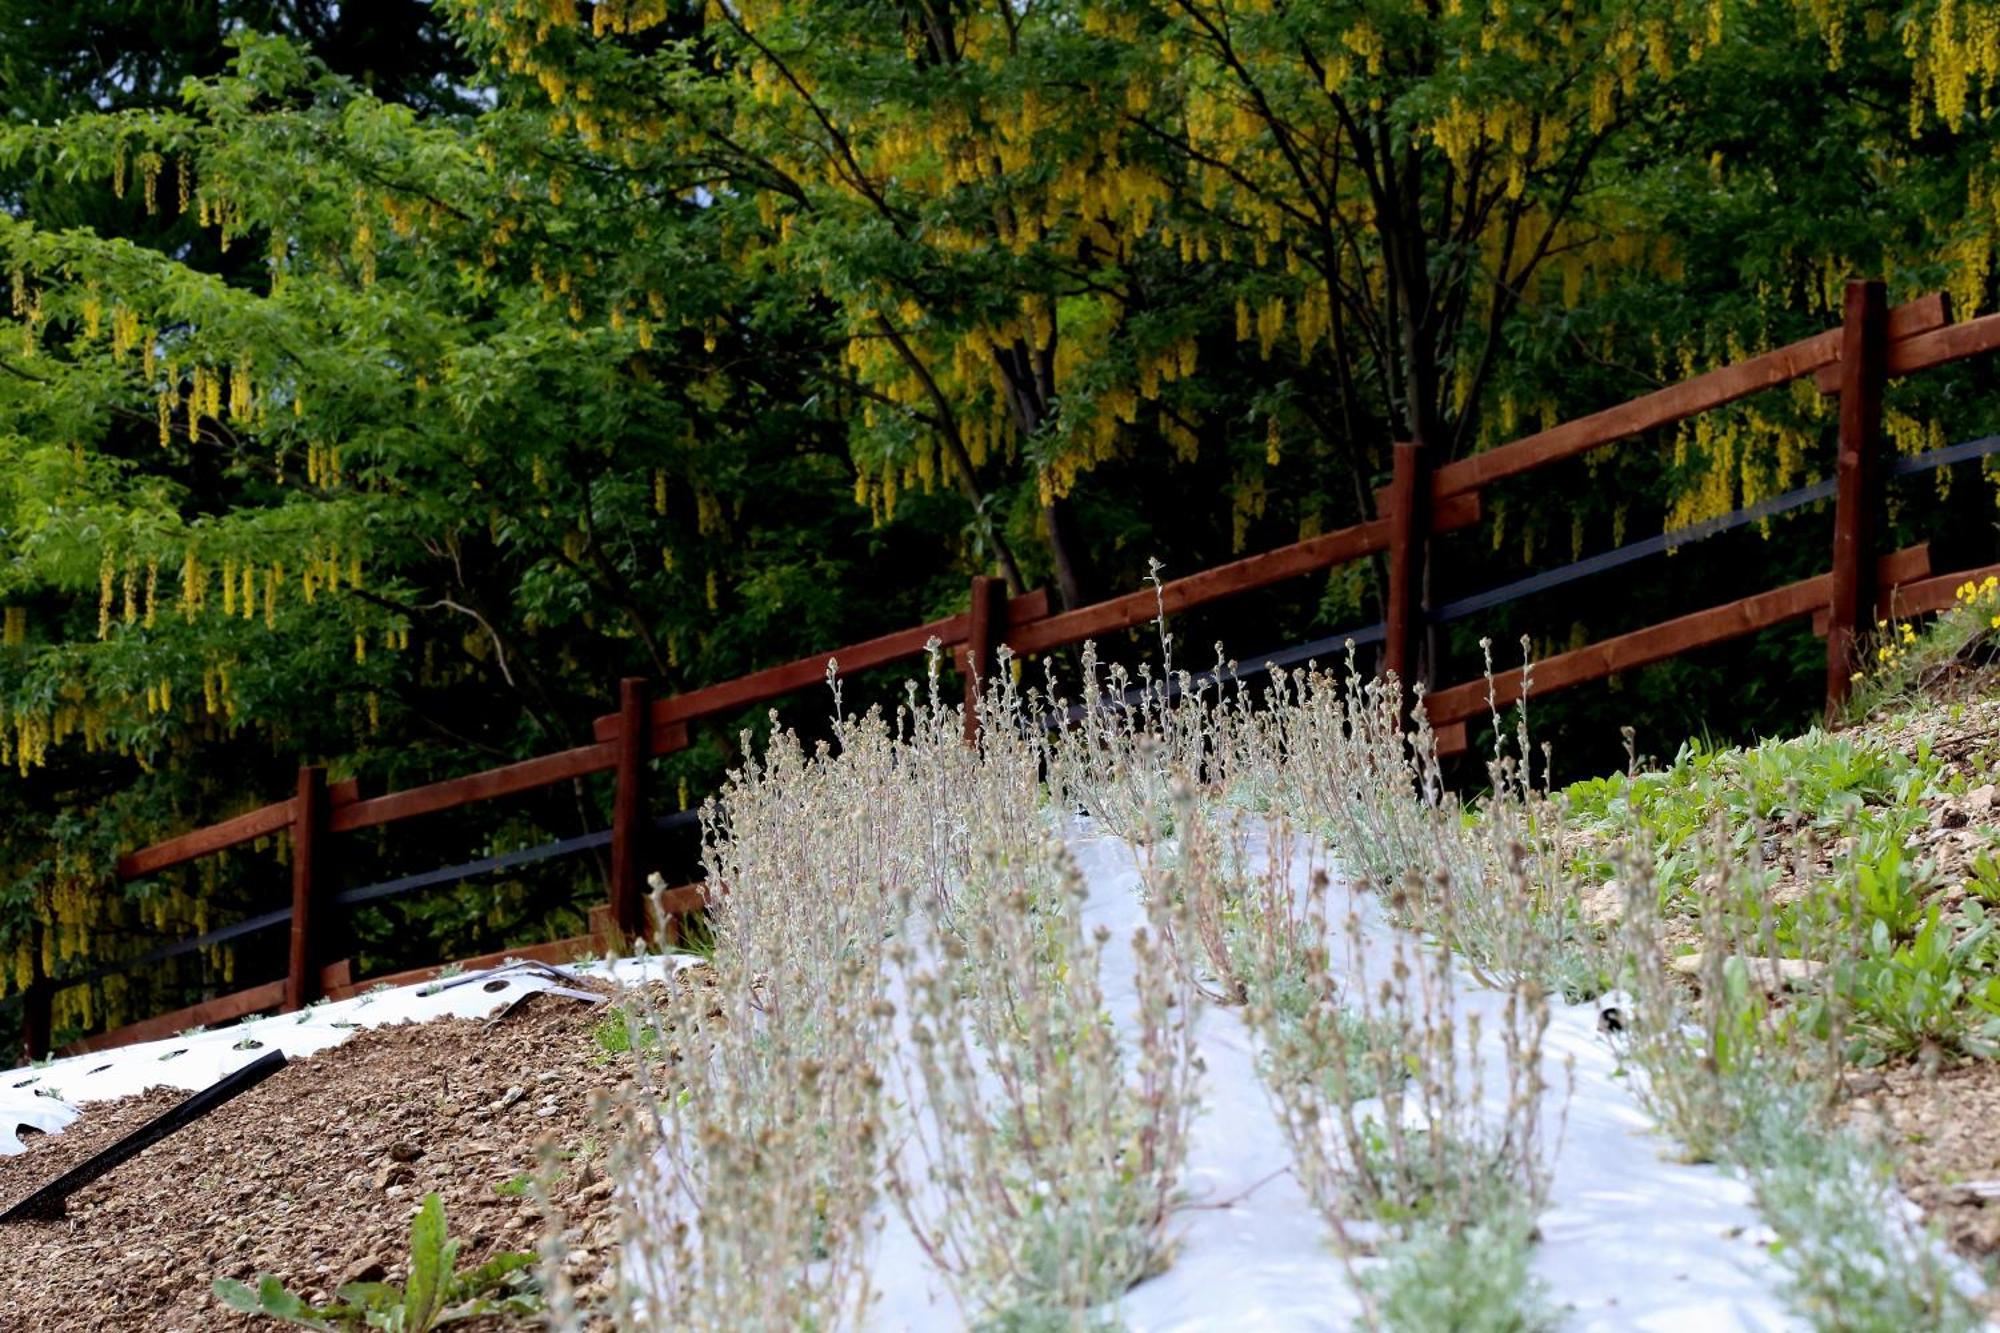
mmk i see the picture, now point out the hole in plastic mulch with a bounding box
[86,1065,111,1076]
[481,979,510,993]
[234,1039,265,1051]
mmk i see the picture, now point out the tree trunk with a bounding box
[1042,497,1084,610]
[997,340,1088,609]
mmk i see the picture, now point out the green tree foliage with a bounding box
[0,0,1995,1042]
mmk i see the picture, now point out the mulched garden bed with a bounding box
[0,983,634,1331]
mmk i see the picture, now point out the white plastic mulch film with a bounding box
[867,823,1801,1332]
[6,829,1982,1330]
[0,956,671,1156]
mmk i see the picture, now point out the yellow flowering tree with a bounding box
[0,26,905,1039]
[2,0,1998,1047]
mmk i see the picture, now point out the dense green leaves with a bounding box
[0,0,1996,1044]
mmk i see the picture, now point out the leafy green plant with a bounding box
[213,1193,538,1331]
[1363,1206,1557,1333]
[590,1005,659,1057]
[1840,906,2000,1063]
[1965,851,2000,907]
[1845,829,1931,944]
[1561,729,1933,913]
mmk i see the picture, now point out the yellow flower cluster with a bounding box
[1956,574,2000,628]
[305,442,344,488]
[0,839,246,1026]
[1870,575,2000,676]
[1898,0,2000,133]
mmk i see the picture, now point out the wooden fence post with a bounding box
[1826,279,1889,714]
[1384,441,1429,689]
[284,765,327,1013]
[964,575,1004,744]
[609,677,650,940]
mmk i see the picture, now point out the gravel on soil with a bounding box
[0,984,635,1332]
[1846,1057,2000,1310]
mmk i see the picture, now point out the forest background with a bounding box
[1,0,1996,1047]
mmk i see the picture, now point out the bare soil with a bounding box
[1848,1058,2000,1261]
[0,984,632,1331]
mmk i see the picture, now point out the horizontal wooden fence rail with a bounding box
[594,589,1052,743]
[997,492,1481,659]
[26,278,2000,1062]
[1429,292,1953,502]
[1424,544,1936,741]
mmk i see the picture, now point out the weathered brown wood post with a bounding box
[964,575,1004,744]
[609,677,650,940]
[284,764,327,1013]
[1384,441,1430,689]
[1826,279,1889,714]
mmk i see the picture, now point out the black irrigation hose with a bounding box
[1432,433,2000,627]
[0,1051,289,1222]
[332,828,614,908]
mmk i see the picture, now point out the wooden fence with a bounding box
[18,278,2000,1060]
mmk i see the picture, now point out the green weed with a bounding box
[1965,851,2000,906]
[1838,906,2000,1062]
[1363,1205,1557,1333]
[590,1005,660,1057]
[213,1193,538,1331]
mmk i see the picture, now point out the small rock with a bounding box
[387,1143,423,1163]
[1843,1071,1886,1097]
[1668,952,1823,992]
[343,1259,387,1285]
[1579,880,1623,927]
[1968,783,1997,814]
[372,1163,415,1191]
[488,1086,525,1113]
